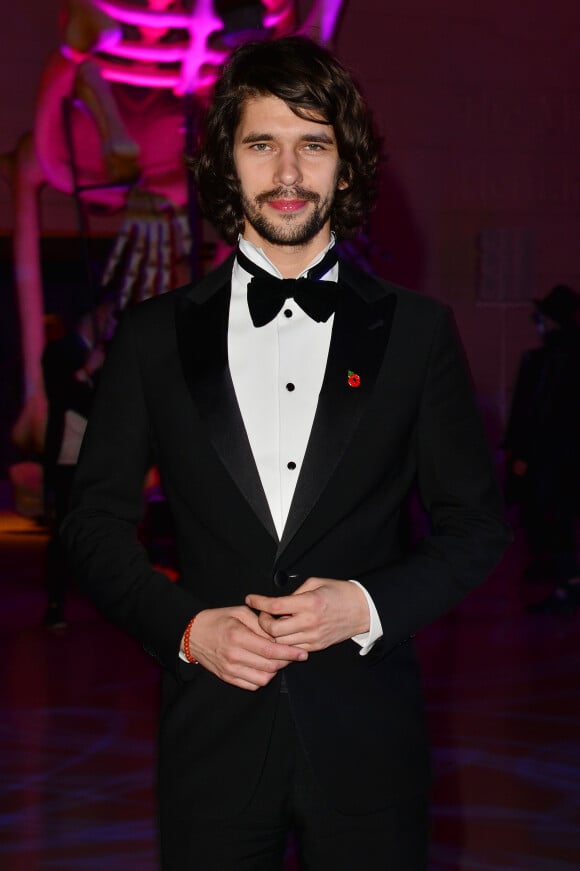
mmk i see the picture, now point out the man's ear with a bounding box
[337,177,349,190]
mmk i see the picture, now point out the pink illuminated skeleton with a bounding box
[2,0,345,452]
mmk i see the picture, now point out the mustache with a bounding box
[255,187,320,206]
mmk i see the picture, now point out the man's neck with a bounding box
[241,231,333,278]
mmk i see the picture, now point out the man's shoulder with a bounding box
[379,278,445,314]
[125,283,192,317]
[339,258,446,318]
[124,254,235,327]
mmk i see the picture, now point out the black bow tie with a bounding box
[236,247,339,328]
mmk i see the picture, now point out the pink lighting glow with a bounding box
[86,0,346,95]
[92,0,227,94]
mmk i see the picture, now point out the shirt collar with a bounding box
[237,233,337,280]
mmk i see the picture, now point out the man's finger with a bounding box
[250,634,308,662]
[234,605,279,639]
[230,623,308,662]
[246,592,305,615]
[267,631,313,649]
[257,611,310,639]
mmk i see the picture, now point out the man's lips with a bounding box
[267,199,309,212]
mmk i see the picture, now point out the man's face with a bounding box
[233,94,347,251]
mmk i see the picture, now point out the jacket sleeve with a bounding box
[360,305,512,652]
[61,310,205,675]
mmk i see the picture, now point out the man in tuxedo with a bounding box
[63,36,510,870]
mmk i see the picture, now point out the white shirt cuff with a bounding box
[348,580,383,655]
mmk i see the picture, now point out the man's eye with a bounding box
[251,143,270,151]
[304,143,323,151]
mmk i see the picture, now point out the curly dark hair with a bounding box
[191,36,381,244]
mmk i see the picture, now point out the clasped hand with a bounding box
[186,578,368,692]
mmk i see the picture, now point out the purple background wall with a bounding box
[1,0,579,460]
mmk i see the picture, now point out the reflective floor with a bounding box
[0,507,578,870]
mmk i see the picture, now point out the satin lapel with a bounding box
[278,264,397,554]
[176,257,278,540]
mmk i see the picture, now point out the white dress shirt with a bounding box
[227,235,383,654]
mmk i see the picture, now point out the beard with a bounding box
[240,186,334,247]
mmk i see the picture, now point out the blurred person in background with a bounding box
[42,291,116,629]
[504,284,580,615]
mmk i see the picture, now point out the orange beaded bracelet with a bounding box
[183,616,198,664]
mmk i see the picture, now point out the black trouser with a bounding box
[160,693,429,870]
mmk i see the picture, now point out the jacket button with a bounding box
[273,571,300,589]
[273,570,289,588]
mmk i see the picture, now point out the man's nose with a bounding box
[273,149,302,187]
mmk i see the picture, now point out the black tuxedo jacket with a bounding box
[63,254,510,820]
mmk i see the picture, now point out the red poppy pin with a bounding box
[347,370,361,388]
